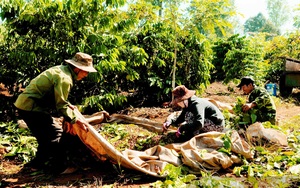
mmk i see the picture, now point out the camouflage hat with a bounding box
[237,76,255,89]
[65,52,97,72]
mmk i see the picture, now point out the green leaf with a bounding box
[248,166,254,177]
[233,166,242,176]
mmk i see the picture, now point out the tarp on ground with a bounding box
[70,99,256,177]
[72,115,254,177]
[18,99,288,177]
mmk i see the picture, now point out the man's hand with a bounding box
[162,121,171,132]
[242,102,256,112]
[175,128,181,138]
[68,104,77,110]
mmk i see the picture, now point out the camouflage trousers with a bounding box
[257,112,276,125]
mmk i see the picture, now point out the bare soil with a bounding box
[1,82,300,187]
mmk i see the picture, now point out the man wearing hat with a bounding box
[237,76,276,124]
[163,85,225,142]
[14,52,97,173]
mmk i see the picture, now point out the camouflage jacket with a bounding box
[248,86,276,123]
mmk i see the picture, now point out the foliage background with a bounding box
[1,1,300,186]
[0,0,299,121]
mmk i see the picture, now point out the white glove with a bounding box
[163,121,171,132]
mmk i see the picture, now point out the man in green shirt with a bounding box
[237,76,276,124]
[14,52,97,173]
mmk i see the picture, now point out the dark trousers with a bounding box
[178,119,225,143]
[18,109,64,168]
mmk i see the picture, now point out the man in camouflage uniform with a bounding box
[237,76,276,124]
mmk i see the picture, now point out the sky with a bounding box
[235,0,299,33]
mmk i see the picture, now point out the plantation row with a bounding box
[0,0,299,122]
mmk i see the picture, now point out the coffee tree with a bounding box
[0,0,215,119]
[211,34,267,84]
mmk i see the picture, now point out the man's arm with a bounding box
[242,102,256,112]
[54,76,76,123]
[251,88,271,109]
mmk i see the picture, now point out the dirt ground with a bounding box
[1,82,300,187]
